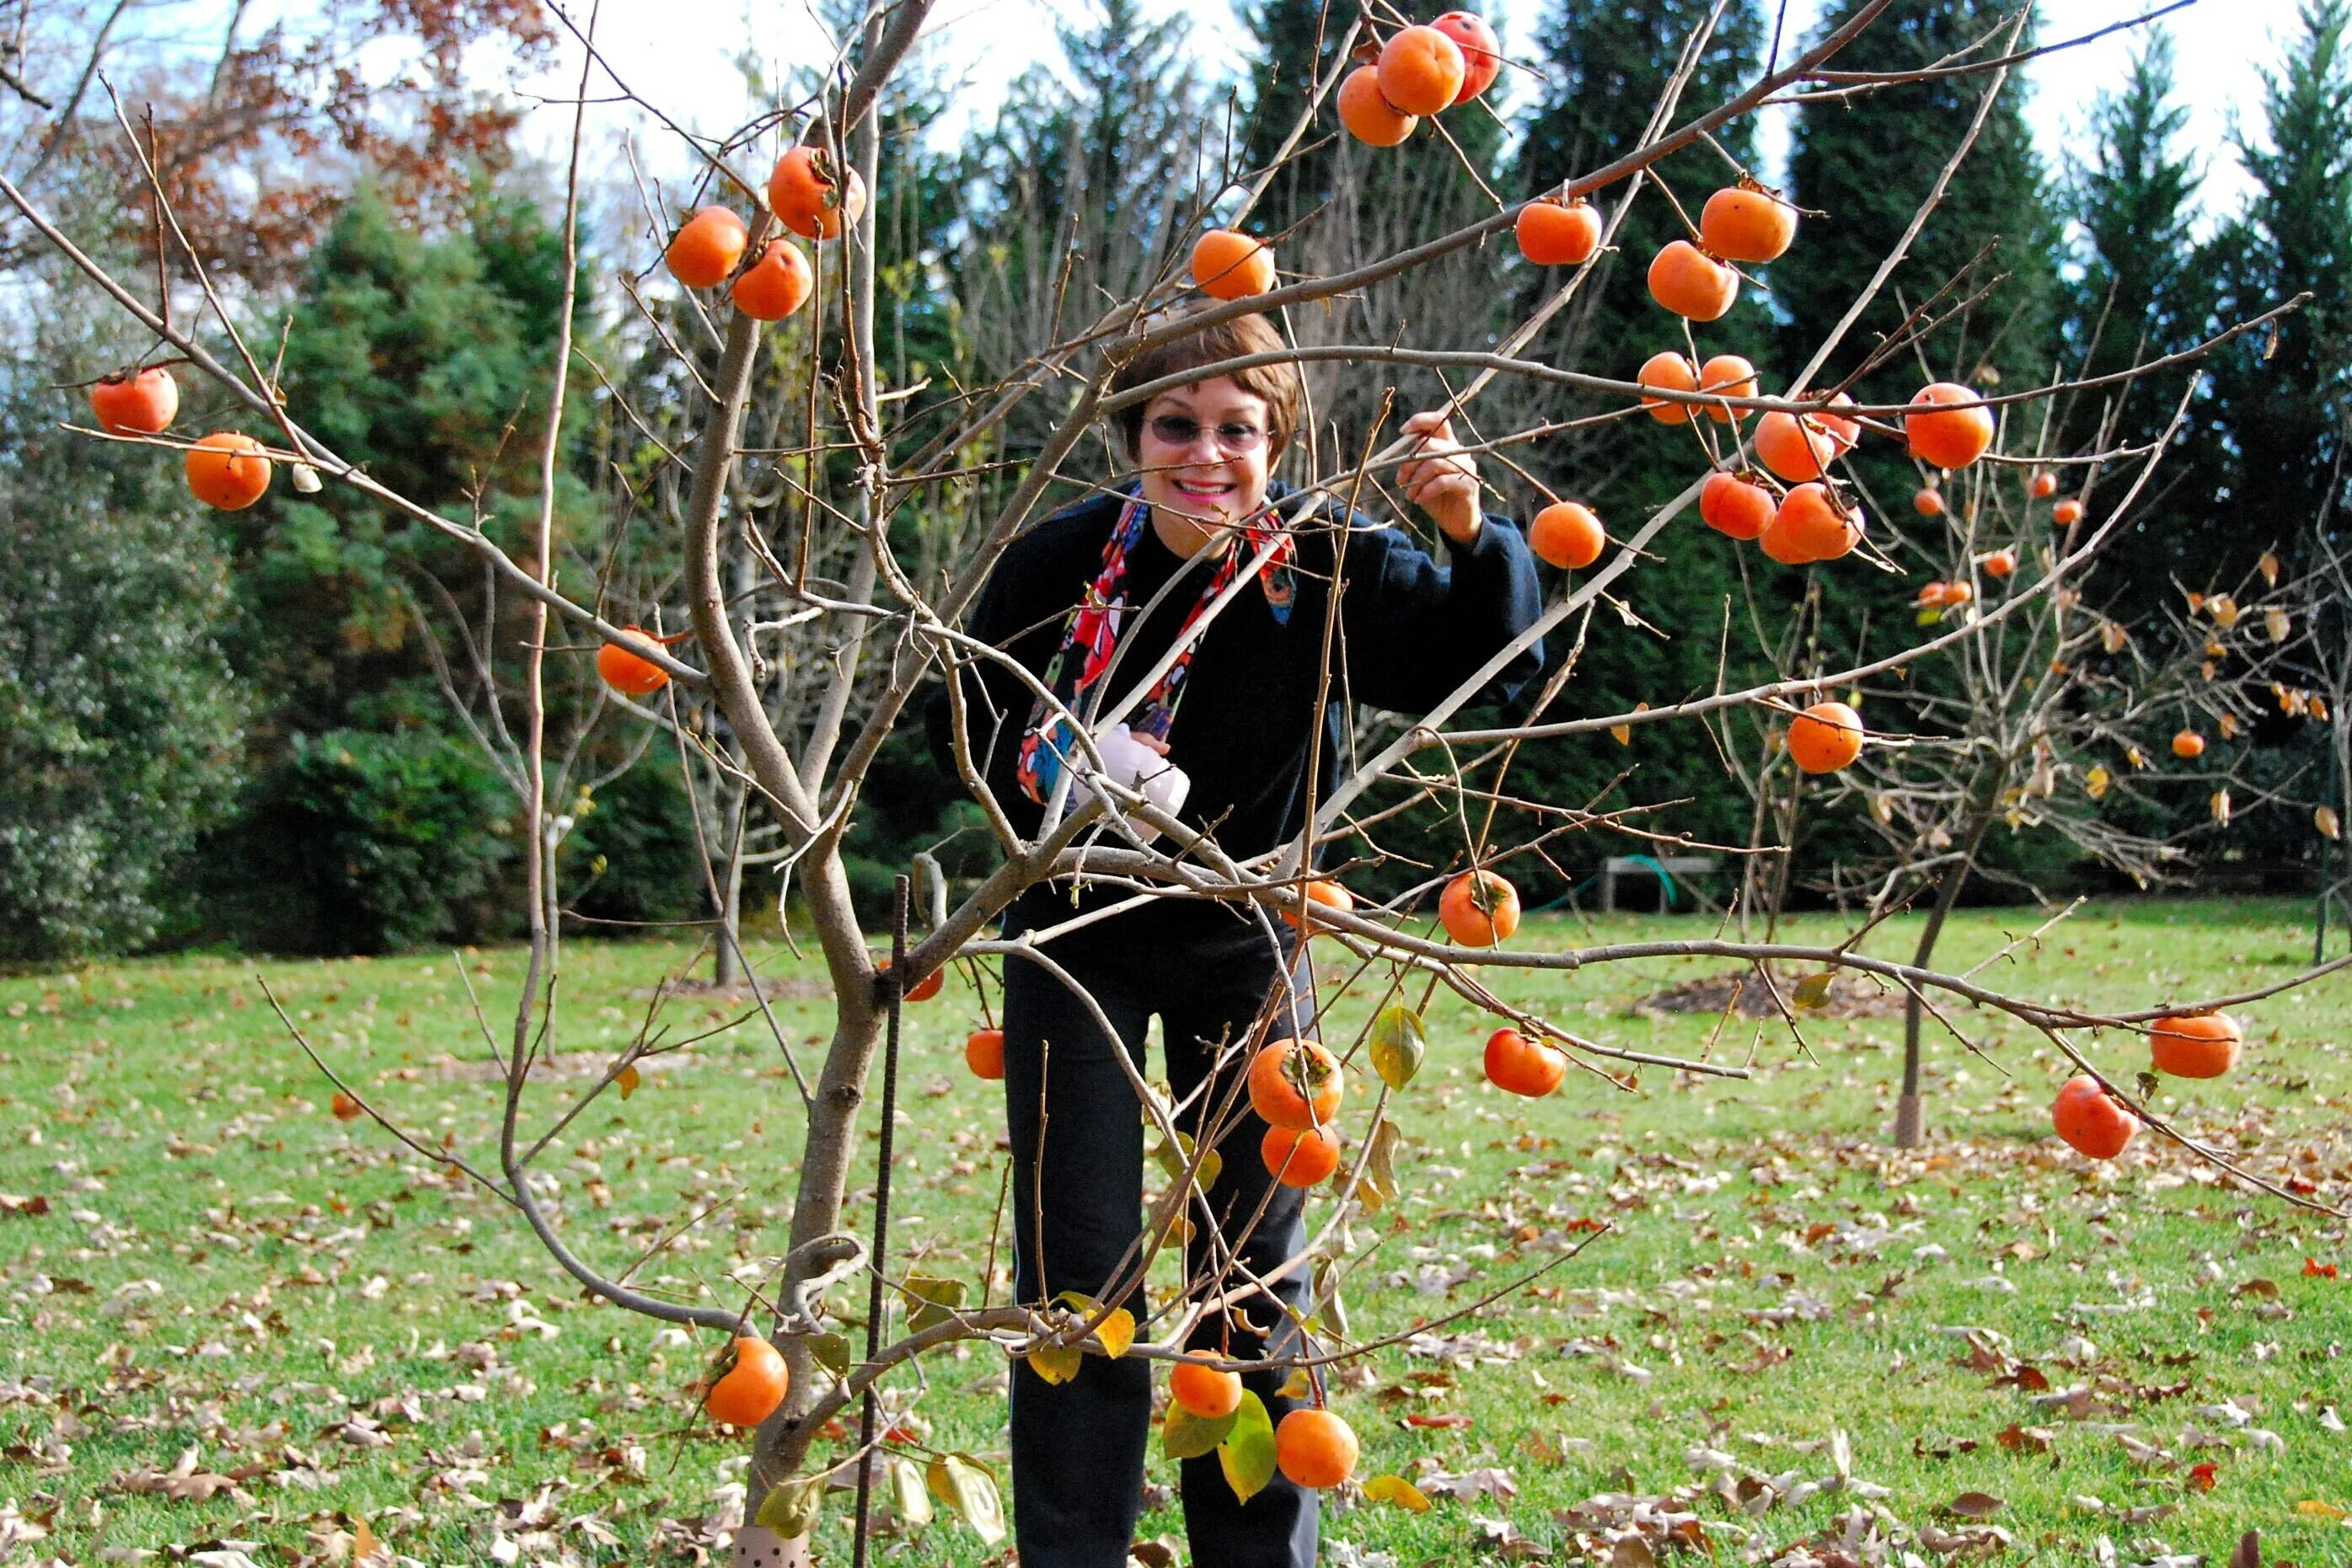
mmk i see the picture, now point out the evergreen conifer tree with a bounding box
[2201,0,2352,589]
[1778,0,2058,392]
[2054,31,2217,615]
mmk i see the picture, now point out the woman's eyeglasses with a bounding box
[1147,415,1267,453]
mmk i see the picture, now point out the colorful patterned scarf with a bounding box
[1015,487,1296,805]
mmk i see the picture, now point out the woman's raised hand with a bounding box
[1396,409,1484,545]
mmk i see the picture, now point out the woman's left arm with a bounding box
[1333,411,1546,713]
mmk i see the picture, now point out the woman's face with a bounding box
[1134,377,1274,538]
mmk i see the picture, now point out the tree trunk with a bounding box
[1895,769,2006,1148]
[713,780,747,990]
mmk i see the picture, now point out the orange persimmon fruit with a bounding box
[1483,1028,1567,1098]
[185,431,272,510]
[731,238,813,320]
[1637,351,1700,424]
[1191,229,1277,300]
[1700,183,1798,263]
[597,629,672,698]
[705,1336,790,1427]
[1529,500,1606,570]
[89,367,178,435]
[1439,869,1519,947]
[1261,1121,1342,1187]
[1753,409,1836,482]
[1647,239,1739,321]
[2052,1074,2137,1159]
[1376,24,1465,116]
[1274,1407,1359,1488]
[1248,1039,1344,1130]
[1170,1355,1244,1420]
[1701,471,1775,540]
[1516,196,1600,266]
[2148,1013,2242,1078]
[1787,700,1866,773]
[1905,382,1996,470]
[666,206,748,288]
[1430,11,1502,103]
[1338,66,1417,146]
[965,1028,1006,1081]
[769,146,867,239]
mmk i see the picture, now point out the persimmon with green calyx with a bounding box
[1647,240,1738,321]
[1439,869,1519,947]
[704,1335,790,1427]
[1431,12,1501,102]
[1261,1122,1341,1187]
[2149,1013,2242,1078]
[1248,1039,1342,1130]
[1529,501,1605,570]
[665,206,747,289]
[1376,24,1465,116]
[1700,471,1774,540]
[965,1028,1005,1081]
[1516,196,1599,265]
[768,146,866,239]
[1905,382,1995,470]
[2052,1075,2136,1159]
[185,431,272,510]
[1275,1408,1358,1488]
[1483,1028,1566,1098]
[89,367,178,435]
[731,238,813,320]
[1787,701,1865,773]
[1700,182,1797,263]
[1170,1355,1243,1420]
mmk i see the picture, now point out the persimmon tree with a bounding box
[14,0,2352,1560]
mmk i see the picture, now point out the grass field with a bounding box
[2,897,2347,1566]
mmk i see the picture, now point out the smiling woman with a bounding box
[926,304,1544,1568]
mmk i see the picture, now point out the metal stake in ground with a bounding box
[851,875,909,1567]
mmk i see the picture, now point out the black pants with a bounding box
[1002,924,1320,1568]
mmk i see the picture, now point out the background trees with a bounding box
[3,0,2344,961]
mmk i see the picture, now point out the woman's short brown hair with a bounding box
[1106,308,1303,463]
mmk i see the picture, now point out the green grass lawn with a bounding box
[3,897,2347,1565]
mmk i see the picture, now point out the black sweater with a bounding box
[927,479,1546,954]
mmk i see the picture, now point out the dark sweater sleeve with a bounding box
[1331,509,1546,714]
[924,516,1090,838]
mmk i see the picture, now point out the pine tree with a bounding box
[2054,31,2217,616]
[1778,0,2059,393]
[2202,0,2352,588]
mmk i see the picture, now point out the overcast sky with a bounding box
[519,0,2311,227]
